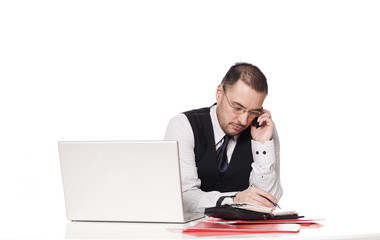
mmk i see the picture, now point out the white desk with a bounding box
[1,212,379,239]
[65,216,380,239]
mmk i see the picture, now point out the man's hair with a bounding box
[221,62,268,94]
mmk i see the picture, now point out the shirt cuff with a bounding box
[251,139,276,165]
[221,197,234,205]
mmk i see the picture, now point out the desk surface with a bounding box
[65,217,380,240]
[1,213,380,239]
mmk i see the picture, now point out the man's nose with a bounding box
[238,112,250,126]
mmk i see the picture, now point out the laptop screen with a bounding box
[59,141,202,223]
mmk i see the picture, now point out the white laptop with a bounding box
[58,140,203,223]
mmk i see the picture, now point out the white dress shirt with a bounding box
[164,105,283,213]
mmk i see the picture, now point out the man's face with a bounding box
[216,80,266,136]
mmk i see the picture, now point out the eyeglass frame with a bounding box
[222,85,263,117]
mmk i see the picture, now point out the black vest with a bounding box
[183,106,253,193]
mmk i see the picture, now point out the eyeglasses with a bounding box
[223,86,263,117]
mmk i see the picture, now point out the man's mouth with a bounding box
[230,123,245,131]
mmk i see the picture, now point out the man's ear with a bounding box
[216,84,223,102]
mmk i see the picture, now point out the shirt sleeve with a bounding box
[250,128,283,200]
[163,114,237,213]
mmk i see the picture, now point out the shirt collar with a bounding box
[210,104,237,145]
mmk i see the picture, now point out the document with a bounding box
[233,203,298,216]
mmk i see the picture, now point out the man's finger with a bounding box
[251,186,278,205]
[250,194,276,209]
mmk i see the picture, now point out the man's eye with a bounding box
[233,106,243,111]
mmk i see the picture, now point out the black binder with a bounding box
[205,204,303,220]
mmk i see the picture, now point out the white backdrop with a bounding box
[1,1,380,238]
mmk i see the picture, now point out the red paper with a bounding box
[182,230,255,237]
[184,222,301,233]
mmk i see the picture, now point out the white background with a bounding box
[1,1,380,239]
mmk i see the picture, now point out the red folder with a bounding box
[183,222,301,234]
[209,218,324,225]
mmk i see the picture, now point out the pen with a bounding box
[266,198,281,209]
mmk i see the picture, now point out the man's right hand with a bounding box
[233,185,278,209]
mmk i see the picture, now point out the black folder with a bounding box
[205,204,303,220]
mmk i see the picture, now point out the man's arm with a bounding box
[250,128,282,199]
[164,114,236,213]
[250,110,282,200]
[233,110,283,208]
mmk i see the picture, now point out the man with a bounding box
[164,62,282,213]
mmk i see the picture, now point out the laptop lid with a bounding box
[58,141,203,223]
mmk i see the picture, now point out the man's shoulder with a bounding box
[166,105,215,133]
[167,108,209,127]
[168,112,188,125]
[183,104,215,117]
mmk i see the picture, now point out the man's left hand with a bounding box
[250,109,275,144]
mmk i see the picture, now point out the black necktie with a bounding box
[216,135,232,173]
